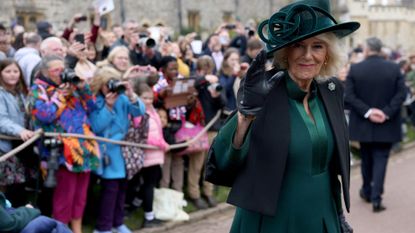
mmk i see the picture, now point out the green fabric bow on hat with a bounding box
[258,0,360,56]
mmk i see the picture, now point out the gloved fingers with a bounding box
[266,71,284,89]
[245,50,267,80]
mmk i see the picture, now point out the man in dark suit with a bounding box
[345,37,407,213]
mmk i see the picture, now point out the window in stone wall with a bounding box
[16,12,44,31]
[188,10,201,32]
[222,11,233,23]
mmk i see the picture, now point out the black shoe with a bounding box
[142,218,164,228]
[359,189,370,203]
[204,195,218,208]
[189,198,208,210]
[373,202,386,213]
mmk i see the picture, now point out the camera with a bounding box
[208,83,223,92]
[43,138,62,188]
[137,37,156,49]
[107,79,126,94]
[194,77,223,92]
[224,24,236,30]
[60,68,81,84]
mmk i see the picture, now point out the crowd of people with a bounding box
[0,3,415,233]
[0,8,263,233]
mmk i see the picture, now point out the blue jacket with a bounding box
[0,87,28,154]
[89,94,145,179]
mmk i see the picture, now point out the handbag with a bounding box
[174,116,209,156]
[121,114,149,180]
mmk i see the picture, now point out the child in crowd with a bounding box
[89,66,145,233]
[157,108,175,145]
[134,82,168,228]
[0,59,35,206]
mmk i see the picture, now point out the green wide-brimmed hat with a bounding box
[258,0,360,56]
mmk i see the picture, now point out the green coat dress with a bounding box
[215,77,341,233]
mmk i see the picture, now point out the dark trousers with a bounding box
[95,178,127,231]
[125,173,142,208]
[360,142,392,203]
[140,165,162,212]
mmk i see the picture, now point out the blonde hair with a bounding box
[90,66,123,95]
[272,32,347,81]
[96,46,131,70]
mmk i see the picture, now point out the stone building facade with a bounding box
[0,0,289,34]
[348,0,415,53]
[1,0,414,52]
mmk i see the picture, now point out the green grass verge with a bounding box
[81,185,230,233]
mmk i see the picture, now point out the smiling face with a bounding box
[112,50,130,72]
[1,63,21,90]
[286,37,328,89]
[163,61,179,81]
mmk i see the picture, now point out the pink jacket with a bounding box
[134,106,168,167]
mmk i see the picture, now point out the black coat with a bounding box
[206,77,351,216]
[345,55,407,143]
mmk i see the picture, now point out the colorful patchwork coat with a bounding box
[31,76,100,173]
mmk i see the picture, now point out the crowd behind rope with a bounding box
[0,9,413,233]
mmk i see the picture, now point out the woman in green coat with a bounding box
[205,0,360,232]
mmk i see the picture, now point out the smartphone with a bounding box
[74,34,85,44]
[75,15,87,23]
[225,24,236,30]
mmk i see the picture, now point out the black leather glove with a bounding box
[236,50,284,116]
[339,212,353,233]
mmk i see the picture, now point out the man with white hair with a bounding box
[39,37,66,58]
[14,32,42,86]
[27,37,68,85]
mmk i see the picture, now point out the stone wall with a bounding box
[348,0,415,53]
[2,0,415,53]
[0,0,287,34]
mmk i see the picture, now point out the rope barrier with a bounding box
[0,129,43,162]
[0,110,222,163]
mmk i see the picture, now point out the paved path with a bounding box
[149,146,415,233]
[348,146,415,233]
